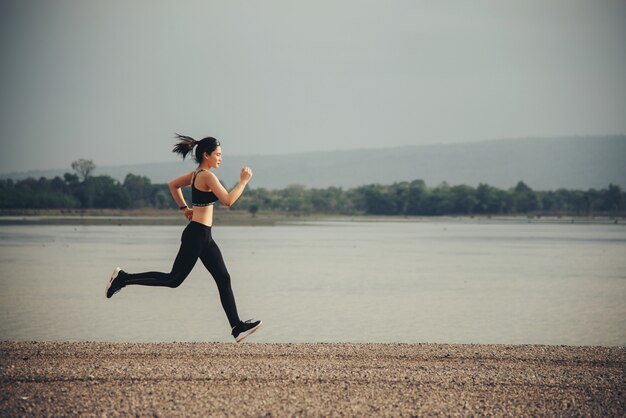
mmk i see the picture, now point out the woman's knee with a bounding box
[166,273,186,288]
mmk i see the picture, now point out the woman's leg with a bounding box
[199,239,241,328]
[122,223,204,288]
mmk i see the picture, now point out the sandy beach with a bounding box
[0,342,624,417]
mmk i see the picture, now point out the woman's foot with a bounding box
[105,267,126,299]
[232,319,262,343]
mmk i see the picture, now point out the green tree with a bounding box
[74,175,129,209]
[566,190,589,215]
[64,172,79,186]
[512,181,541,213]
[602,184,622,213]
[390,182,410,215]
[281,184,311,213]
[353,184,393,215]
[71,159,96,182]
[249,204,259,217]
[404,180,427,215]
[123,173,153,208]
[541,190,564,213]
[475,183,503,214]
[450,185,478,214]
[151,187,175,209]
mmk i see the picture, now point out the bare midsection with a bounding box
[191,205,213,226]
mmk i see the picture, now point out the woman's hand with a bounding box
[240,167,253,183]
[183,208,193,221]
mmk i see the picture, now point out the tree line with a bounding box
[237,180,624,216]
[0,160,623,216]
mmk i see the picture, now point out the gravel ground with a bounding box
[1,342,624,417]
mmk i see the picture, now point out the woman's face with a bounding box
[205,146,222,168]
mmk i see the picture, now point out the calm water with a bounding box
[0,220,624,346]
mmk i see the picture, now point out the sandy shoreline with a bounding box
[1,342,624,416]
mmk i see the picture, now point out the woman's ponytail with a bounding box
[172,133,197,160]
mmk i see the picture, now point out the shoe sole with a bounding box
[235,321,262,343]
[105,267,121,299]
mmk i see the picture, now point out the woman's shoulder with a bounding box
[196,169,219,182]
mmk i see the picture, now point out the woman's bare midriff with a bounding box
[191,205,213,227]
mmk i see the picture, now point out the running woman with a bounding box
[105,134,261,343]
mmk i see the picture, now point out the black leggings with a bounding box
[121,221,241,328]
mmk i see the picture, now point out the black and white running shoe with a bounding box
[232,319,262,343]
[105,267,125,299]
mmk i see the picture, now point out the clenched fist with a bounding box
[240,167,253,183]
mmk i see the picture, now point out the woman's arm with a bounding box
[203,167,252,207]
[168,172,194,219]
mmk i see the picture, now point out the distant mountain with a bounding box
[2,136,625,190]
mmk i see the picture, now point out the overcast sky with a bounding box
[1,0,625,173]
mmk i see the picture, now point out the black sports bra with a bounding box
[191,169,218,206]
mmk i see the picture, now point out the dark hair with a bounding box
[172,134,220,164]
